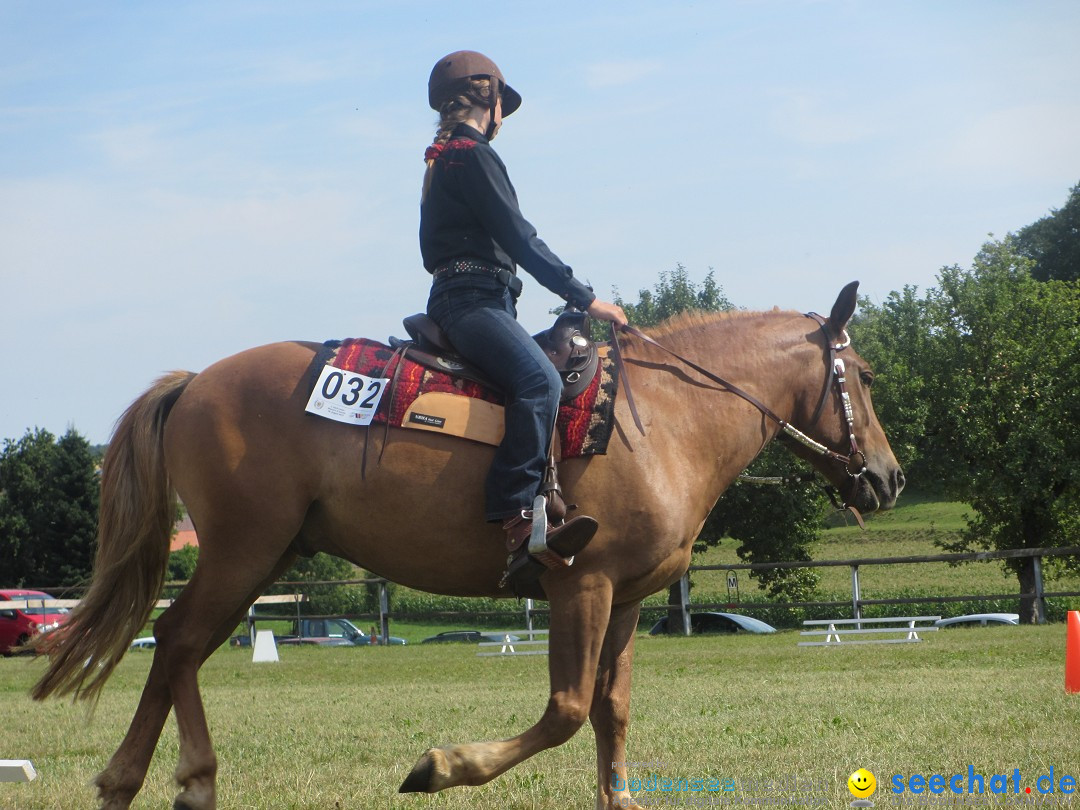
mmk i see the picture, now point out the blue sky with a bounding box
[2,1,1079,444]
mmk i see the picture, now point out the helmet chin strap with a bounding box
[485,78,500,140]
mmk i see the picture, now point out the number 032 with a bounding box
[305,367,389,426]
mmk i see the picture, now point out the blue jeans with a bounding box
[427,273,562,522]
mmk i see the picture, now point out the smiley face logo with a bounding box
[847,768,877,799]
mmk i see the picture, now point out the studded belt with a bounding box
[432,259,523,298]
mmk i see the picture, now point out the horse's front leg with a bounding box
[590,600,641,810]
[400,574,613,792]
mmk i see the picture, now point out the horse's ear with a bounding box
[828,281,860,332]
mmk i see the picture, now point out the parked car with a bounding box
[0,589,70,655]
[234,617,406,647]
[935,613,1019,628]
[649,611,776,636]
[129,636,157,650]
[422,630,522,644]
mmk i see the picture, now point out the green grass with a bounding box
[2,625,1078,808]
[7,498,1074,807]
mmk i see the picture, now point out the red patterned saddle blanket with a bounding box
[316,338,618,458]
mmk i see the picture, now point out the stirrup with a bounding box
[498,496,599,594]
[527,495,563,564]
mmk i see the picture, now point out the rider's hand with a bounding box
[586,299,628,328]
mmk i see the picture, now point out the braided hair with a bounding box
[421,77,496,203]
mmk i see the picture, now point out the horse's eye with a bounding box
[860,371,875,388]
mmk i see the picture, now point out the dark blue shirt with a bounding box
[419,124,596,311]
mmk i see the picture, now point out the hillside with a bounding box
[683,495,1080,623]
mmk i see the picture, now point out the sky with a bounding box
[2,1,1079,445]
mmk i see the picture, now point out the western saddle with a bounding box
[395,308,598,402]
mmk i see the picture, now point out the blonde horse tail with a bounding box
[30,370,197,704]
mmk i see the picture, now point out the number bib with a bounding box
[305,366,389,425]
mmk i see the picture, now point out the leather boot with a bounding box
[500,513,599,597]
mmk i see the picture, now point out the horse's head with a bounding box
[784,281,905,514]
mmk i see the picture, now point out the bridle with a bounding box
[797,312,867,480]
[609,314,870,523]
[793,313,869,525]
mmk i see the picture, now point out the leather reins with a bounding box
[609,316,869,524]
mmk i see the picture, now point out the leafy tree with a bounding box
[849,286,940,491]
[270,553,367,616]
[167,545,199,581]
[1013,181,1080,282]
[0,428,100,587]
[926,238,1080,622]
[610,263,733,331]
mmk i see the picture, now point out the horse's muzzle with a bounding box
[856,464,905,513]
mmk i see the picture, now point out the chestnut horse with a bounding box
[32,281,903,809]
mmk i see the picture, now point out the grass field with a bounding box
[2,624,1078,809]
[4,498,1077,809]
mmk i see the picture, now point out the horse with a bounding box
[31,281,904,810]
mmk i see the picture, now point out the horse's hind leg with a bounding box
[590,601,641,810]
[94,553,297,810]
[159,551,299,810]
[400,577,613,792]
[95,653,172,810]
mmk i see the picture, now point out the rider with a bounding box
[420,51,627,589]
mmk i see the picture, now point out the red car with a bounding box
[0,589,70,655]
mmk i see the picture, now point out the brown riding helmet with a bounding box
[428,50,522,116]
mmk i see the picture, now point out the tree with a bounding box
[271,553,368,616]
[1013,181,1080,282]
[167,545,199,581]
[926,238,1080,622]
[0,428,100,587]
[606,263,732,339]
[849,286,942,491]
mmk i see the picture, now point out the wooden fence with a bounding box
[16,545,1080,638]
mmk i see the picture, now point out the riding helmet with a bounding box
[427,50,522,116]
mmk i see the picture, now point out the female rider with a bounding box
[420,51,627,591]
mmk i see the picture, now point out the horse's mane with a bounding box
[643,307,796,340]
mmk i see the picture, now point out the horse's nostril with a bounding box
[894,467,906,494]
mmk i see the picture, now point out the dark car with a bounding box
[649,611,776,636]
[422,630,522,644]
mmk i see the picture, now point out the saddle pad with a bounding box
[319,338,617,457]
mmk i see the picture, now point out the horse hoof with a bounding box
[173,789,213,810]
[399,747,453,793]
[95,778,138,810]
[399,752,435,793]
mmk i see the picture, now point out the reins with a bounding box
[609,317,869,526]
